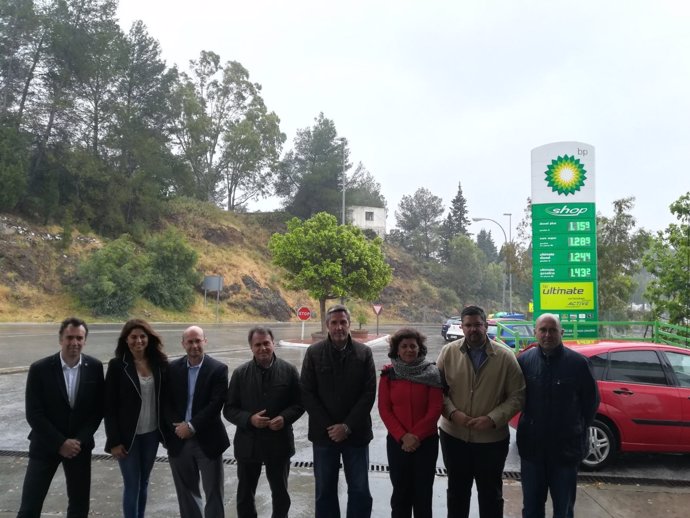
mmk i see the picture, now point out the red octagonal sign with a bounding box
[296,306,311,321]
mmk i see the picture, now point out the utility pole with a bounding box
[341,138,346,225]
[504,213,513,313]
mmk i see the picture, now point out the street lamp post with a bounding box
[503,213,513,314]
[473,216,512,313]
[340,138,346,225]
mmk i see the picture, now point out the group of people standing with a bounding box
[17,318,231,518]
[16,303,599,518]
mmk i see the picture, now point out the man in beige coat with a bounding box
[437,305,525,518]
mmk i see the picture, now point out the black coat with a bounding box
[104,356,166,453]
[300,336,376,446]
[163,354,230,459]
[24,352,104,457]
[224,355,304,461]
[516,344,600,463]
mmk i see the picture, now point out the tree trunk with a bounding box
[16,32,45,127]
[319,297,327,333]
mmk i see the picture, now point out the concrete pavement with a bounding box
[1,453,688,517]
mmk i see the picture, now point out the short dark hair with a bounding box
[247,326,274,344]
[115,319,168,365]
[461,305,487,323]
[326,304,350,324]
[59,317,88,338]
[388,327,427,359]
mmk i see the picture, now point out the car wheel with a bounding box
[581,419,616,470]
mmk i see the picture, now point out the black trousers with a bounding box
[17,451,92,518]
[440,429,509,518]
[386,433,439,518]
[236,458,291,518]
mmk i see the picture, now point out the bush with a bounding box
[74,236,148,316]
[142,229,200,311]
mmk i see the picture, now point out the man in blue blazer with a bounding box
[17,317,105,518]
[164,325,230,518]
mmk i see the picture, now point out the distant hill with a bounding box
[0,203,449,325]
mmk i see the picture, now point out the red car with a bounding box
[513,341,690,470]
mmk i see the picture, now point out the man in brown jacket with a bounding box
[437,305,525,518]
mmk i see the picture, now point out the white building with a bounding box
[347,205,387,238]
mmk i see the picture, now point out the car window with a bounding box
[487,325,497,336]
[665,351,690,388]
[606,350,668,385]
[513,325,534,337]
[589,353,607,381]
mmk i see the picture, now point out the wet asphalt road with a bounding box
[0,322,688,481]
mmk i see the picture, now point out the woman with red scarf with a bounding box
[379,327,444,518]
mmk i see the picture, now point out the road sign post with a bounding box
[372,304,383,336]
[297,306,311,340]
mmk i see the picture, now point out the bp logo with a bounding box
[544,155,587,195]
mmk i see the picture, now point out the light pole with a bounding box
[503,213,513,314]
[340,138,346,225]
[473,216,512,312]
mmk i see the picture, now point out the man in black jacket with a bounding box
[300,304,376,518]
[17,317,104,518]
[516,314,599,518]
[164,325,230,518]
[224,326,304,518]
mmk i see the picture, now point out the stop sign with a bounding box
[296,306,311,321]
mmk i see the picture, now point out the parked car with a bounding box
[487,320,535,349]
[512,341,690,470]
[490,311,526,320]
[441,316,461,341]
[444,321,464,342]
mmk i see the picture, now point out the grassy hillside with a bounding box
[0,203,449,324]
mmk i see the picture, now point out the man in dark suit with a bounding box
[164,325,230,518]
[17,316,105,518]
[224,326,304,518]
[300,304,377,518]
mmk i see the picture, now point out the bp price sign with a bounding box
[531,142,598,337]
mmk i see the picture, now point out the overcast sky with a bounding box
[117,0,690,238]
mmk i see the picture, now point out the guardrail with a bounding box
[494,320,690,350]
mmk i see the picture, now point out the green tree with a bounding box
[512,198,533,306]
[74,234,148,316]
[0,125,28,208]
[346,162,386,208]
[444,234,484,306]
[476,229,498,262]
[439,181,470,260]
[221,97,285,210]
[275,113,347,219]
[395,187,444,260]
[597,197,650,319]
[269,212,392,331]
[170,51,282,207]
[0,0,40,123]
[480,262,505,308]
[107,20,181,227]
[643,192,690,324]
[143,229,200,311]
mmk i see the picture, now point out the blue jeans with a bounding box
[520,457,578,518]
[118,430,160,518]
[313,443,372,518]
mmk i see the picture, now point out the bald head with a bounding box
[535,313,564,352]
[182,325,207,365]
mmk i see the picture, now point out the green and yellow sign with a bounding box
[531,143,598,336]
